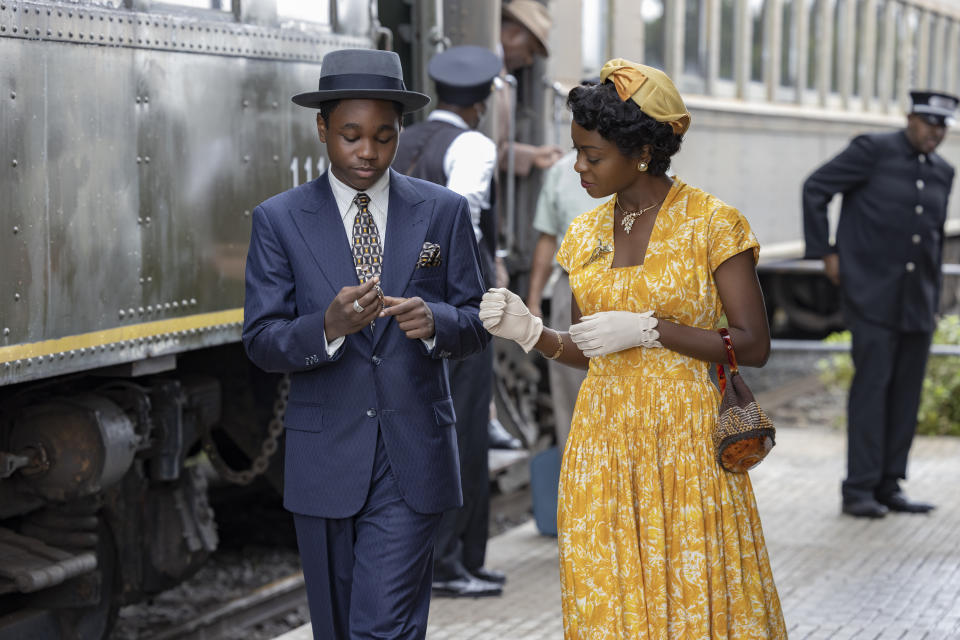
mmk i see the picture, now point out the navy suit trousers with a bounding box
[294,430,441,640]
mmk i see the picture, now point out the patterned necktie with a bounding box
[351,192,382,283]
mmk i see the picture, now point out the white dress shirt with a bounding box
[323,169,435,354]
[427,109,497,242]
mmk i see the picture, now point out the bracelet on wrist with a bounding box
[544,330,564,360]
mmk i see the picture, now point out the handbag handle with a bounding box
[716,328,739,393]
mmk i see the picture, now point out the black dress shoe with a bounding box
[488,418,522,450]
[469,567,506,584]
[877,492,935,513]
[841,497,889,518]
[432,575,503,598]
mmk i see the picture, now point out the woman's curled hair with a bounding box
[567,81,683,176]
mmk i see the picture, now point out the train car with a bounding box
[0,1,382,637]
[535,0,960,335]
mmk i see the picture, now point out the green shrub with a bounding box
[817,315,960,436]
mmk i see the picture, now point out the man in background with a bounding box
[497,0,564,176]
[393,45,506,598]
[802,90,957,519]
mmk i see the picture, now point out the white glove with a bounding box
[568,310,661,358]
[479,288,544,352]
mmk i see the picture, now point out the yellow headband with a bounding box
[599,58,691,136]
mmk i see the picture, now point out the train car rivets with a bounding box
[2,327,9,336]
[118,309,125,318]
[190,298,197,305]
[13,293,20,301]
[11,159,17,167]
[12,226,19,234]
[10,92,14,99]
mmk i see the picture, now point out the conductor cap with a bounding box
[429,46,501,107]
[909,90,958,127]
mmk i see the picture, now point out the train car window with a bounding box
[683,0,706,88]
[718,0,736,81]
[805,0,822,91]
[893,7,918,99]
[581,0,609,77]
[277,0,331,25]
[332,0,370,36]
[643,0,665,71]
[780,0,796,88]
[872,0,889,101]
[750,0,766,83]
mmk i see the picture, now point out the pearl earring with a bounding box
[637,161,648,172]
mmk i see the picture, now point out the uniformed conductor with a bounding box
[393,45,505,597]
[803,90,958,519]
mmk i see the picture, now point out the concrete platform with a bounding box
[275,426,960,639]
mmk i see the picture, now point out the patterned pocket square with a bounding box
[417,242,442,268]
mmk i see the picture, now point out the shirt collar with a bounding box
[428,109,470,130]
[327,168,391,221]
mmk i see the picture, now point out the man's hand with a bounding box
[823,254,840,286]
[324,277,383,341]
[533,145,564,170]
[379,296,435,340]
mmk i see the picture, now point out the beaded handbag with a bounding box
[713,328,776,473]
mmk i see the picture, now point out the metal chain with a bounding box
[202,374,289,486]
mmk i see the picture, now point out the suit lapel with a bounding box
[290,172,362,301]
[374,170,432,348]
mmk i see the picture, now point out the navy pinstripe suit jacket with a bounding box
[242,169,489,518]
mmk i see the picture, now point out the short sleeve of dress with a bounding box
[707,205,760,272]
[556,222,576,273]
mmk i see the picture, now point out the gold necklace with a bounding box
[616,196,664,234]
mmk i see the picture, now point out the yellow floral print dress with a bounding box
[555,178,786,639]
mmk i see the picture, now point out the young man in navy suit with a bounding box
[242,49,489,640]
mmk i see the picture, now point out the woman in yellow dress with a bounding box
[479,59,786,639]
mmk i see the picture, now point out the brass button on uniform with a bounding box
[916,179,924,190]
[919,154,927,163]
[905,262,916,272]
[912,234,921,244]
[915,205,924,214]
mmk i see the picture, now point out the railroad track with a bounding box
[141,572,307,640]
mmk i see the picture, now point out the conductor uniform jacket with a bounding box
[242,169,490,519]
[803,131,955,332]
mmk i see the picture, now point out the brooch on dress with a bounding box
[582,236,613,268]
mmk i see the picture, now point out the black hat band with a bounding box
[317,73,407,92]
[436,82,494,106]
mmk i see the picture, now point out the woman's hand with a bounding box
[479,288,543,352]
[568,310,661,357]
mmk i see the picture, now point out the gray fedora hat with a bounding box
[292,49,430,113]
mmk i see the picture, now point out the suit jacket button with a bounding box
[366,408,377,418]
[372,355,382,365]
[905,262,916,272]
[912,234,921,245]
